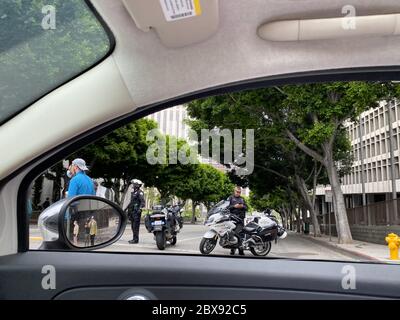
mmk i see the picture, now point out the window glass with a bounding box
[0,0,111,124]
[28,81,400,263]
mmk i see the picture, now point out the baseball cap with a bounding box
[72,158,89,171]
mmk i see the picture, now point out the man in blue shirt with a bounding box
[67,158,95,197]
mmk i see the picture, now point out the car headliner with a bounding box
[1,0,400,180]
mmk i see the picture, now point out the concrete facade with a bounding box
[316,100,400,211]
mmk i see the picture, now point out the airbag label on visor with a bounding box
[160,0,202,22]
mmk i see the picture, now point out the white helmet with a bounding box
[131,179,143,188]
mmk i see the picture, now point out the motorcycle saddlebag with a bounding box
[259,226,278,241]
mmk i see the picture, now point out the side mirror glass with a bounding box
[62,197,124,249]
[38,196,126,250]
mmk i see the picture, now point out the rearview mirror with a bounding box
[38,196,127,250]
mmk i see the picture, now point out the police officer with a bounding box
[228,186,247,256]
[128,179,145,244]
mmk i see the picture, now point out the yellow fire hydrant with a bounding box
[385,233,400,260]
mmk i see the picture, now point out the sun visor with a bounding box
[122,0,219,48]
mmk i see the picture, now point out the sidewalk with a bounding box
[299,232,400,264]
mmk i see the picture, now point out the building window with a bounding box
[382,134,387,153]
[372,163,377,182]
[383,166,387,181]
[380,113,384,127]
[391,106,396,124]
[371,137,375,157]
[397,102,400,121]
[376,139,380,156]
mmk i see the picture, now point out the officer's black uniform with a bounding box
[128,188,145,243]
[228,194,247,255]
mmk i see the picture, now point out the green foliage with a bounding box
[241,195,253,213]
[187,82,400,206]
[69,118,233,207]
[249,187,289,212]
[74,119,159,187]
[175,163,234,208]
[0,0,110,120]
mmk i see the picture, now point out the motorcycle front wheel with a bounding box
[156,232,166,250]
[250,241,272,256]
[199,237,217,255]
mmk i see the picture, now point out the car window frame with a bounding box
[8,65,400,254]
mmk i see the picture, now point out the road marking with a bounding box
[111,242,200,254]
[179,236,203,242]
[30,237,43,241]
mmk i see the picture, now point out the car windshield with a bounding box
[0,0,111,125]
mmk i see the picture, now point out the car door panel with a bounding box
[0,252,399,300]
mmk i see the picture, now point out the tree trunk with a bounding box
[191,201,197,224]
[302,206,308,233]
[294,175,322,237]
[280,206,288,229]
[289,213,294,231]
[112,179,122,205]
[324,146,353,244]
[296,209,301,233]
[286,129,352,242]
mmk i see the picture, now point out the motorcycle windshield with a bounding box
[207,200,230,218]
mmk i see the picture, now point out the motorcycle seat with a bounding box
[243,226,257,233]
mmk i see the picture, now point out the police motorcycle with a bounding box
[144,202,184,250]
[199,201,286,256]
[243,208,287,255]
[259,208,287,240]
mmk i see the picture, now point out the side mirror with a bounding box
[38,196,127,250]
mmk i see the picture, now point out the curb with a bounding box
[297,233,382,262]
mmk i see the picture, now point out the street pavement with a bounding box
[30,224,361,261]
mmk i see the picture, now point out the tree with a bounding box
[187,82,396,243]
[187,90,324,235]
[278,82,391,243]
[175,164,234,223]
[149,135,199,204]
[72,119,160,203]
